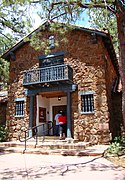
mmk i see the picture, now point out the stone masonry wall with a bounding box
[7,28,117,143]
[64,30,117,144]
[6,44,39,140]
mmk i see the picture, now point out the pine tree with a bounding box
[0,0,33,89]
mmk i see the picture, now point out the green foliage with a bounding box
[18,0,119,53]
[0,33,15,54]
[88,8,118,53]
[0,0,33,89]
[0,1,32,37]
[29,22,71,54]
[0,58,9,89]
[0,125,8,142]
[37,0,83,23]
[107,137,125,156]
[0,34,10,90]
[0,0,33,56]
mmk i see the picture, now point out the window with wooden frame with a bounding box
[80,91,95,114]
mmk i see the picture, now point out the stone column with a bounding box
[66,91,72,139]
[29,94,35,137]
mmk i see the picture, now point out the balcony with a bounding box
[23,64,73,87]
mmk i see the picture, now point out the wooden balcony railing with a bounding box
[23,64,73,86]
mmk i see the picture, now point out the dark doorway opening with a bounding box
[52,105,67,135]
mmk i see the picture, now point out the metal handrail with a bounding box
[18,121,53,151]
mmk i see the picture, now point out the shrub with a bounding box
[0,125,8,142]
[107,136,125,156]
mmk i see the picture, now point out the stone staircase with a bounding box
[0,136,109,156]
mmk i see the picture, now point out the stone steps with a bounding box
[0,140,109,156]
[0,140,91,150]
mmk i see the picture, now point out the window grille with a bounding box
[81,94,94,113]
[15,101,24,116]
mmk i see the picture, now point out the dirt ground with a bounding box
[106,156,125,169]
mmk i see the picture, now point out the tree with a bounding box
[0,0,33,89]
[0,0,32,40]
[0,0,33,53]
[0,58,9,89]
[88,8,118,53]
[0,33,15,89]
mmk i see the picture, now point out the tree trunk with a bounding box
[116,2,125,129]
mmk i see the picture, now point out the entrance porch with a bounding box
[36,91,67,137]
[23,59,77,140]
[25,84,77,140]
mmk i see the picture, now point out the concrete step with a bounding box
[0,140,109,157]
[0,140,91,150]
[20,136,62,142]
[0,145,108,157]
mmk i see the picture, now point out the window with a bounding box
[15,98,25,117]
[80,92,95,114]
[49,35,54,48]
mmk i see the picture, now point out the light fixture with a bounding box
[43,83,50,87]
[58,97,61,101]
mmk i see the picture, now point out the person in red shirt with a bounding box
[58,111,67,140]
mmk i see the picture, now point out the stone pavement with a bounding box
[0,152,125,180]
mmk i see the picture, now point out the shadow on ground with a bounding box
[0,157,125,179]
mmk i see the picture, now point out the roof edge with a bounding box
[1,21,109,60]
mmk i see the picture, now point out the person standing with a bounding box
[54,111,61,136]
[58,111,67,140]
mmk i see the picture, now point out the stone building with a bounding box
[1,22,122,144]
